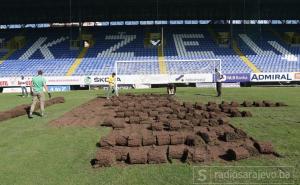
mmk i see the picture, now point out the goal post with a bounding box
[114,58,222,95]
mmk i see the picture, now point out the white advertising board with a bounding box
[89,74,213,85]
[1,72,299,88]
[0,76,85,87]
[250,72,295,82]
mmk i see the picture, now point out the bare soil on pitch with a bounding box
[49,94,285,167]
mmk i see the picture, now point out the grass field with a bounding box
[0,87,299,185]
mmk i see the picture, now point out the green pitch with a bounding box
[0,87,299,185]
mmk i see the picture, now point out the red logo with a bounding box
[294,73,300,80]
[0,81,8,87]
[17,81,32,86]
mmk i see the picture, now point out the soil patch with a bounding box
[88,94,281,167]
[49,97,114,127]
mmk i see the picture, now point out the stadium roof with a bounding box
[0,0,299,24]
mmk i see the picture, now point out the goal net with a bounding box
[160,59,221,75]
[114,58,222,94]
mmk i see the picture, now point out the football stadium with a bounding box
[0,0,299,184]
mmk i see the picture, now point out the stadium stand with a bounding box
[72,28,159,76]
[163,27,252,74]
[237,32,300,72]
[0,26,299,77]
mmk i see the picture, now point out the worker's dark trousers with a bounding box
[216,82,222,97]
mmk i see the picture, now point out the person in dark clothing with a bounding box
[215,68,223,97]
[167,83,176,95]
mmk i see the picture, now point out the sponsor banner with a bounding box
[101,85,134,90]
[0,77,31,87]
[3,86,70,93]
[0,74,211,86]
[48,85,71,92]
[251,72,294,82]
[293,72,300,81]
[213,73,250,83]
[46,76,84,85]
[0,80,9,87]
[196,83,240,88]
[1,72,299,87]
[90,75,169,85]
[134,84,151,89]
[0,76,85,86]
[2,87,30,93]
[173,74,213,83]
[90,74,213,85]
[91,76,122,85]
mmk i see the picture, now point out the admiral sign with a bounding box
[251,73,293,82]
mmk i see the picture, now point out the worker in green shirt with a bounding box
[29,70,51,118]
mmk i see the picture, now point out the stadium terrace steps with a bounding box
[66,47,89,76]
[158,56,167,74]
[232,40,261,73]
[158,44,167,74]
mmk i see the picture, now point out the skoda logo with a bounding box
[84,76,92,84]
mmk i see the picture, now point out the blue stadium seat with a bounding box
[0,26,299,78]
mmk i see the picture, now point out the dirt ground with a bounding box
[49,97,115,127]
[49,94,285,167]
